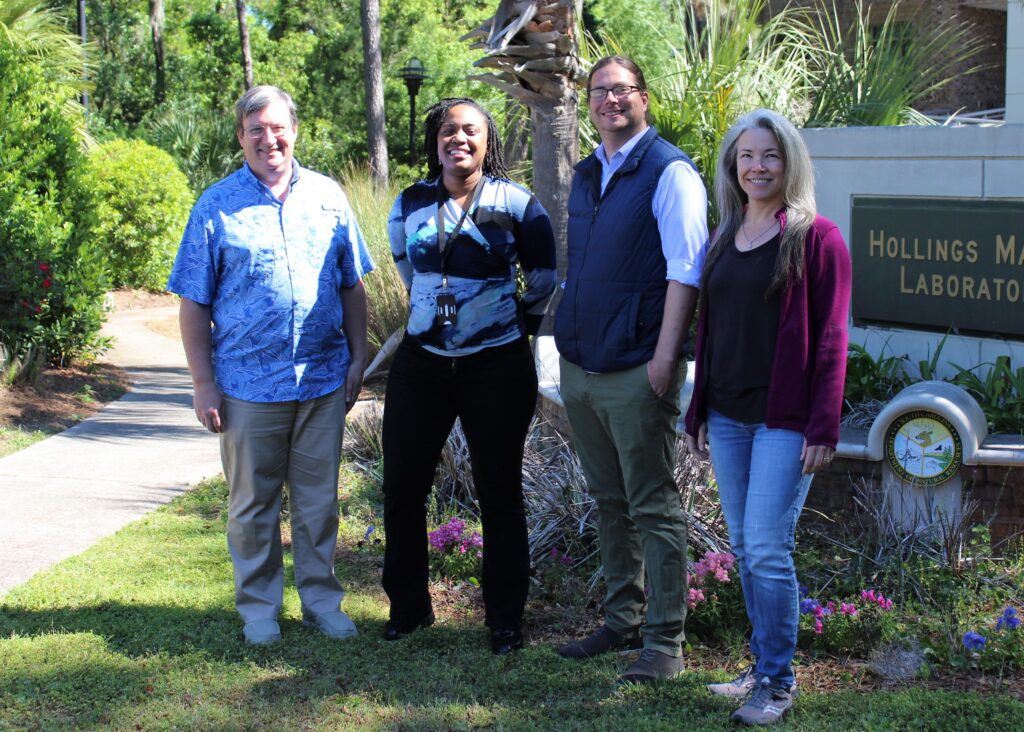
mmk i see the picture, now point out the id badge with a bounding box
[435,292,458,328]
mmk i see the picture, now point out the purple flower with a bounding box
[996,606,1020,631]
[962,631,987,651]
[428,517,483,555]
[800,598,819,615]
[363,525,375,541]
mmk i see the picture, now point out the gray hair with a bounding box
[705,108,816,297]
[234,86,298,131]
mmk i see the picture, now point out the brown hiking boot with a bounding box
[556,624,643,659]
[616,648,685,685]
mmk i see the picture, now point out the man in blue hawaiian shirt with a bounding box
[168,86,374,646]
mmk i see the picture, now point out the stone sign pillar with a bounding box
[864,381,988,533]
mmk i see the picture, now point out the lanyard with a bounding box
[437,177,485,289]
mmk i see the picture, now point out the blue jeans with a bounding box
[707,410,813,688]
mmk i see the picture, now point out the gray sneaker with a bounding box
[730,676,794,726]
[616,648,685,685]
[708,666,758,698]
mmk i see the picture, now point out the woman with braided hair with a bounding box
[381,98,557,653]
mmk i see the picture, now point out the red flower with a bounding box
[38,263,49,272]
[34,306,42,313]
[42,278,52,289]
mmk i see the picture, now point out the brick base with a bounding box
[807,460,1024,552]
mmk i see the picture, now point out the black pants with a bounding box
[381,336,537,629]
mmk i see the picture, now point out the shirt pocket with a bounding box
[250,247,277,284]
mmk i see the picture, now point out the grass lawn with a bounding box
[2,477,1022,731]
[0,426,55,458]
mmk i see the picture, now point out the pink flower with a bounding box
[814,619,824,635]
[687,587,705,609]
[840,603,857,616]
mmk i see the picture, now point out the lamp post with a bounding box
[398,58,427,162]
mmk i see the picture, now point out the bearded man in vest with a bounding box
[553,56,708,684]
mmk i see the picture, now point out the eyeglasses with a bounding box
[587,85,643,102]
[243,124,291,139]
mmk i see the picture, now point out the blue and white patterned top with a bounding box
[388,176,556,356]
[167,161,374,402]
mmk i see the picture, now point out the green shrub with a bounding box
[0,41,110,378]
[950,356,1024,434]
[76,139,193,291]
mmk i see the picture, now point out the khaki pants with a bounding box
[560,357,688,656]
[220,388,347,624]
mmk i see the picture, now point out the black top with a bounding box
[705,233,782,424]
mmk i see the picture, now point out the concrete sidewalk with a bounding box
[0,306,222,598]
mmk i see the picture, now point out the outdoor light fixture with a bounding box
[398,57,428,162]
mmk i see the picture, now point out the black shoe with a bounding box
[490,626,525,655]
[617,648,685,685]
[383,610,435,641]
[556,624,643,659]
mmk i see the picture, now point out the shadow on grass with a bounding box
[4,601,1024,730]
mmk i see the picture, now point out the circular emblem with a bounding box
[885,410,963,486]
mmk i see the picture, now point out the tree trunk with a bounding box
[149,0,166,105]
[235,0,254,90]
[530,101,577,327]
[360,0,389,186]
[463,0,582,331]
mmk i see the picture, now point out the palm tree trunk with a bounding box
[235,0,254,91]
[360,0,389,186]
[530,102,577,320]
[464,0,582,329]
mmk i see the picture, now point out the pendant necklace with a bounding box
[740,217,777,250]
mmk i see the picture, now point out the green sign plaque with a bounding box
[851,196,1024,338]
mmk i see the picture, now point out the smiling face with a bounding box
[587,62,648,149]
[236,98,297,186]
[437,104,488,180]
[735,127,786,209]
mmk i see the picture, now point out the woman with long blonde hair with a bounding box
[685,109,851,726]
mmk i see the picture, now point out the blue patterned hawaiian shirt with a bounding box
[167,162,374,402]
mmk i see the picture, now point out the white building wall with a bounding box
[1008,1,1024,122]
[801,125,1024,379]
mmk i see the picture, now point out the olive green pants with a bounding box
[560,357,688,656]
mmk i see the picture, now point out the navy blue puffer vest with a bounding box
[554,127,693,373]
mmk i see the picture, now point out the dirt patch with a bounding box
[109,289,178,311]
[0,289,172,445]
[146,316,181,341]
[0,361,130,434]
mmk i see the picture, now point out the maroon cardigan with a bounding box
[684,211,852,448]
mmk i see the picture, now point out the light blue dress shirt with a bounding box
[595,128,708,286]
[167,162,374,402]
